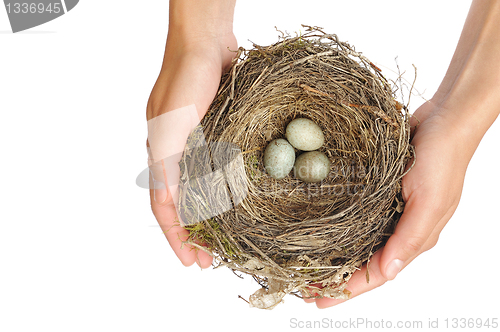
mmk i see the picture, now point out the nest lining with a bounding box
[179,26,414,309]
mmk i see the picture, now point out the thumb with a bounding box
[147,104,201,206]
[380,189,445,280]
[147,146,171,205]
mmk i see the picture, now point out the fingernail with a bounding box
[154,188,167,204]
[386,259,404,280]
[148,159,169,204]
[153,180,168,204]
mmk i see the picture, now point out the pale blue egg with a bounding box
[264,139,295,180]
[286,118,325,151]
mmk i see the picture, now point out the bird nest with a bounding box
[179,26,414,309]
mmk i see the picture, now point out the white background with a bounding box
[1,1,499,331]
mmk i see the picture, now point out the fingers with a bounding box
[379,180,460,281]
[316,250,387,309]
[150,188,192,266]
[147,142,170,205]
[147,105,216,268]
[379,189,444,280]
[315,220,444,309]
[310,191,448,308]
[148,157,170,205]
[150,191,214,268]
[315,178,452,309]
[302,284,321,304]
[313,102,466,308]
[195,249,214,269]
[148,161,213,268]
[148,148,213,268]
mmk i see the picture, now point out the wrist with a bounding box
[428,0,500,159]
[427,94,496,164]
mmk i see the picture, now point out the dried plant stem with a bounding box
[181,25,414,309]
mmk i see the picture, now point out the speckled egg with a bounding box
[264,139,295,180]
[294,151,330,183]
[285,118,325,151]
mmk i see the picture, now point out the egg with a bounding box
[294,151,330,183]
[263,139,295,180]
[286,118,325,151]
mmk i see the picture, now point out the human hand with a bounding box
[313,0,500,307]
[147,1,237,268]
[312,100,473,308]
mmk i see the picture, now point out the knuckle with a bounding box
[402,236,426,257]
[423,236,439,252]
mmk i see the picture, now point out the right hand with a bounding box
[147,27,237,268]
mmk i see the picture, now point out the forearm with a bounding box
[167,0,236,50]
[147,0,237,121]
[432,0,500,158]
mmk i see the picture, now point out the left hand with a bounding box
[147,21,237,269]
[313,100,471,308]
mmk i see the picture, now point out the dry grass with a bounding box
[179,26,414,309]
